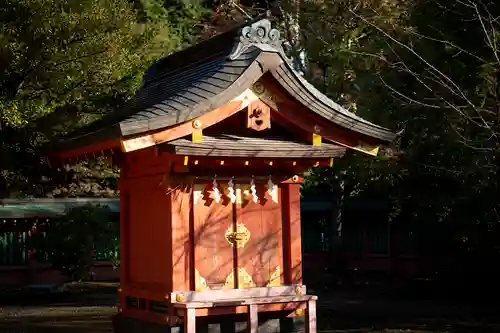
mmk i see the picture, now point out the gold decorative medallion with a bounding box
[195,269,209,291]
[266,266,281,287]
[253,81,266,95]
[251,81,281,109]
[225,223,250,248]
[224,267,256,289]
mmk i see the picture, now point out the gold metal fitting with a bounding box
[294,285,302,296]
[192,119,202,129]
[295,308,304,316]
[176,293,185,302]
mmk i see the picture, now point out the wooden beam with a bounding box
[52,139,121,163]
[173,295,317,308]
[120,89,260,152]
[170,285,307,303]
[159,156,332,181]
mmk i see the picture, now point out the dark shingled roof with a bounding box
[57,16,396,151]
[120,46,261,136]
[161,134,346,158]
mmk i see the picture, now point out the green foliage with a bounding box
[31,203,119,281]
[299,0,500,278]
[2,0,500,285]
[0,0,210,198]
[2,0,139,127]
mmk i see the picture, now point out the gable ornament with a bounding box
[230,19,288,60]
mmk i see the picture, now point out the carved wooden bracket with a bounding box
[247,100,271,131]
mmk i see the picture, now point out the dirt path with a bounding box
[0,305,115,333]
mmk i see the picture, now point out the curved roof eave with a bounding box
[269,57,397,143]
[52,17,397,155]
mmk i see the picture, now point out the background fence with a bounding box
[0,231,28,266]
[0,221,118,267]
[0,197,416,269]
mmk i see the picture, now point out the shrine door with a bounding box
[192,182,283,290]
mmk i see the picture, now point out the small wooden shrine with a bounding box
[51,17,396,333]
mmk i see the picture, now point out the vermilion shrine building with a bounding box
[52,17,396,333]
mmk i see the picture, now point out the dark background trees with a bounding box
[299,0,500,295]
[1,0,500,294]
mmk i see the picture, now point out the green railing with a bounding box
[343,228,365,254]
[301,210,331,253]
[0,229,118,266]
[0,231,28,266]
[366,224,389,254]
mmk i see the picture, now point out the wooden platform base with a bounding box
[113,313,306,333]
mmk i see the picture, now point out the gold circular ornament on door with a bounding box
[225,222,251,248]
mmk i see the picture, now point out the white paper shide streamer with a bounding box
[250,178,258,203]
[267,176,278,203]
[267,176,275,195]
[228,179,237,203]
[212,178,221,203]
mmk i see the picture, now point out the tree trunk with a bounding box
[331,179,346,285]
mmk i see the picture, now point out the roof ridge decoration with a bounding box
[229,18,289,61]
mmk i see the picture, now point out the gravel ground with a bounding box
[0,284,499,333]
[0,305,116,333]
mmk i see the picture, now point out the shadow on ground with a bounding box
[0,283,499,333]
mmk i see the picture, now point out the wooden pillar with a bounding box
[306,299,317,333]
[118,169,129,309]
[184,308,196,333]
[170,184,192,291]
[281,179,303,285]
[248,304,258,333]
